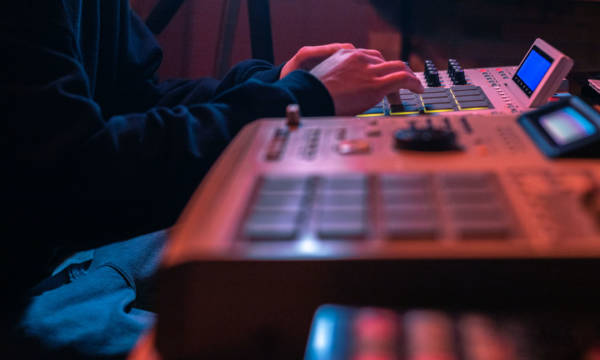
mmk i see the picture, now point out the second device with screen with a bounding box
[508,38,574,108]
[518,96,600,158]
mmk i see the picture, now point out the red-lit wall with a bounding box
[131,0,400,79]
[132,0,600,79]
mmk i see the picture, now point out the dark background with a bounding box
[130,0,600,79]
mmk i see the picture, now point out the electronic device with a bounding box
[305,305,600,360]
[155,101,600,359]
[518,96,600,157]
[164,103,600,263]
[361,38,573,118]
[509,38,574,108]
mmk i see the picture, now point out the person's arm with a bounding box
[4,3,334,253]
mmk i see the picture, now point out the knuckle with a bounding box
[348,50,362,59]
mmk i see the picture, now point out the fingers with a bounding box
[369,60,413,77]
[357,49,384,60]
[378,71,424,94]
[336,43,356,50]
[303,43,355,59]
[370,60,422,94]
[360,53,386,65]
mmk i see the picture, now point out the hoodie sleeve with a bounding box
[3,0,334,254]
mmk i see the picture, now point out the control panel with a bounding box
[361,38,573,118]
[156,105,600,360]
[165,109,600,265]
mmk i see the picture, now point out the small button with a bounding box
[318,192,366,209]
[382,190,433,205]
[474,144,489,156]
[337,139,371,155]
[261,176,307,193]
[380,173,431,189]
[386,221,439,239]
[456,220,511,239]
[254,194,304,210]
[366,128,382,137]
[439,172,495,189]
[444,190,499,205]
[245,222,299,240]
[244,210,301,240]
[321,175,368,192]
[318,209,367,238]
[450,204,506,222]
[384,204,437,220]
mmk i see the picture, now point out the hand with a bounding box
[309,49,424,116]
[280,43,355,79]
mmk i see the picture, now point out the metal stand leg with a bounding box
[215,0,242,78]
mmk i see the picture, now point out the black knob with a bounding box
[394,126,460,152]
[447,58,459,78]
[453,68,466,85]
[426,70,441,87]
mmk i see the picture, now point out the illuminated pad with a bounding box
[451,85,493,110]
[386,86,492,116]
[240,172,516,241]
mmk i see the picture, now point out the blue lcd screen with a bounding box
[514,47,553,96]
[539,107,597,146]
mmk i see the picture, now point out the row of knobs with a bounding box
[424,60,441,87]
[423,59,467,87]
[447,59,467,85]
[289,104,460,153]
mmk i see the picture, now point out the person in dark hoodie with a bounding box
[2,0,423,358]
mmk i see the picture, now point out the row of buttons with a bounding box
[496,68,510,80]
[241,172,516,241]
[513,76,533,96]
[482,69,519,113]
[301,129,321,160]
[512,170,598,241]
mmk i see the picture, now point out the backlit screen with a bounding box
[514,47,553,96]
[539,107,597,145]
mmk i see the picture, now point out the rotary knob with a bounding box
[394,124,460,152]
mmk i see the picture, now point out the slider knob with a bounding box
[286,104,301,128]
